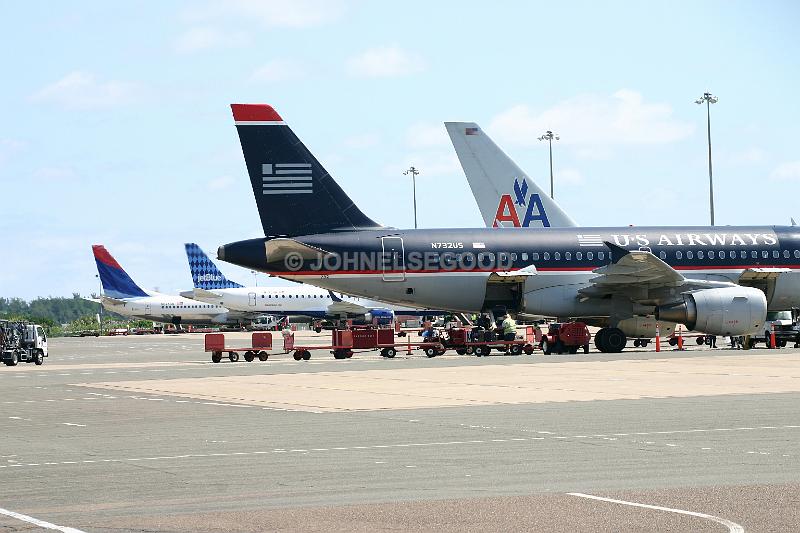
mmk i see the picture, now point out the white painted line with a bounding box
[62,423,86,427]
[567,492,744,533]
[0,506,86,532]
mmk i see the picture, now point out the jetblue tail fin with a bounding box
[184,243,243,289]
[231,104,383,237]
[92,245,149,299]
[445,122,577,229]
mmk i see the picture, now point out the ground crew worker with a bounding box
[501,314,516,341]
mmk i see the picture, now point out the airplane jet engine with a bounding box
[655,286,767,336]
[364,308,395,325]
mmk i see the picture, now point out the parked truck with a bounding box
[0,320,48,366]
[753,310,800,348]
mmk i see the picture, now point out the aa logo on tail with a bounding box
[493,178,550,228]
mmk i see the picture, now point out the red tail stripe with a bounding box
[230,103,282,122]
[92,245,123,269]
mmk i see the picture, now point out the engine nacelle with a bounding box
[617,317,675,338]
[364,308,395,325]
[655,286,767,336]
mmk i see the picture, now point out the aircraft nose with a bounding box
[217,238,266,270]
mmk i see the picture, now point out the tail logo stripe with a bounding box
[262,161,313,195]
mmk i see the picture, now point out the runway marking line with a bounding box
[567,492,744,533]
[0,506,86,533]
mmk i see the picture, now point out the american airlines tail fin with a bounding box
[184,243,243,289]
[445,122,577,228]
[92,245,149,299]
[231,104,383,237]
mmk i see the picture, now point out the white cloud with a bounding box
[770,161,800,181]
[384,152,460,178]
[32,71,143,110]
[489,90,694,147]
[406,122,448,149]
[0,139,25,165]
[347,46,425,78]
[555,168,584,186]
[342,133,380,149]
[35,166,76,180]
[186,0,347,28]
[174,27,248,53]
[251,59,306,83]
[729,147,766,164]
[207,175,235,191]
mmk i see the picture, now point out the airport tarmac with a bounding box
[1,331,799,532]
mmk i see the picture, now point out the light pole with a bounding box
[403,166,420,229]
[537,130,559,199]
[695,92,718,226]
[95,274,104,335]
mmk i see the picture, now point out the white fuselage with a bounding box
[101,292,232,325]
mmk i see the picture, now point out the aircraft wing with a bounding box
[100,295,128,306]
[327,300,370,316]
[590,242,684,287]
[192,288,224,300]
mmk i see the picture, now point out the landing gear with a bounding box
[594,327,627,353]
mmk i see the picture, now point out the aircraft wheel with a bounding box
[604,328,627,353]
[211,352,222,363]
[244,351,255,362]
[228,352,239,362]
[594,329,608,352]
[258,351,269,361]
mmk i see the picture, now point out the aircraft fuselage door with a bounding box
[145,303,151,315]
[381,237,405,281]
[248,292,257,306]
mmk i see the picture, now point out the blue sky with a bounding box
[1,0,798,300]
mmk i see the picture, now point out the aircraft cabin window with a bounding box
[511,253,517,261]
[687,251,694,259]
[740,251,746,259]
[532,252,539,260]
[659,251,666,260]
[598,252,605,260]
[773,250,779,259]
[697,251,704,259]
[521,253,529,261]
[751,251,758,259]
[709,251,715,259]
[565,252,572,260]
[783,250,790,259]
[543,252,550,260]
[795,250,800,259]
[762,251,769,259]
[576,252,583,260]
[587,252,593,260]
[676,251,683,259]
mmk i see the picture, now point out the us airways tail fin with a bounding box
[185,243,243,289]
[231,104,383,237]
[92,245,149,299]
[445,122,577,229]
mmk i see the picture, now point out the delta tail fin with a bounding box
[445,122,577,229]
[92,245,149,299]
[185,243,243,289]
[231,104,383,237]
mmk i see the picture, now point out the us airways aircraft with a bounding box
[182,243,439,323]
[218,104,800,352]
[92,245,237,326]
